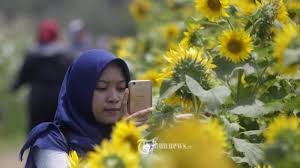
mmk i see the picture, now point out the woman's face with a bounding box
[92,62,126,124]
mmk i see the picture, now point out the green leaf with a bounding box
[185,75,231,112]
[231,156,249,164]
[241,130,263,136]
[159,80,184,99]
[229,63,256,79]
[283,49,300,66]
[229,100,284,118]
[233,138,264,167]
[221,116,240,136]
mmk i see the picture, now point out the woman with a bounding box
[19,49,152,168]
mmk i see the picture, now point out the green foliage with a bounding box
[232,138,264,167]
[265,130,300,168]
[185,75,231,113]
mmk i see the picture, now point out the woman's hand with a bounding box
[121,88,153,126]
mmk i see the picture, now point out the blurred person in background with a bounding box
[11,18,74,133]
[68,19,93,57]
[96,33,112,50]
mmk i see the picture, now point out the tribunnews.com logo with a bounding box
[138,138,192,155]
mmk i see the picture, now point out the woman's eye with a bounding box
[118,87,126,91]
[96,87,107,91]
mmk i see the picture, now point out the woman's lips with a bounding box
[104,108,120,114]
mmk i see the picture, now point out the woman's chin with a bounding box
[96,116,121,124]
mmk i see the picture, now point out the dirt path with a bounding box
[0,146,26,168]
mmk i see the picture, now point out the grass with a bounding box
[0,18,33,148]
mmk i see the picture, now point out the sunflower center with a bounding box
[227,39,243,54]
[125,135,139,151]
[137,4,148,16]
[103,155,125,168]
[167,29,178,39]
[207,0,222,11]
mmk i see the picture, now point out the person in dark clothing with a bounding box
[11,19,74,132]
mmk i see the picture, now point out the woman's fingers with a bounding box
[175,113,194,120]
[135,121,149,127]
[121,88,129,116]
[126,107,153,121]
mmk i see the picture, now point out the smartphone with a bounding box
[128,80,152,114]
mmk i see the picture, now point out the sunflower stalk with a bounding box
[198,35,211,57]
[236,69,243,103]
[225,18,234,30]
[192,94,199,113]
[250,64,269,99]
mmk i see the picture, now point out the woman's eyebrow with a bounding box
[97,80,126,83]
[97,80,108,83]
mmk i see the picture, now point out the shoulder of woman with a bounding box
[33,148,69,168]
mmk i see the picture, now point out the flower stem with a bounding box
[251,65,268,99]
[192,95,198,113]
[226,18,234,30]
[236,69,243,103]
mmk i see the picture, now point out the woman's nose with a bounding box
[107,89,120,103]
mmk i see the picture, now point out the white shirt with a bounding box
[33,148,68,168]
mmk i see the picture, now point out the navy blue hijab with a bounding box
[20,49,130,167]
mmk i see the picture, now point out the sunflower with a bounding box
[111,119,146,153]
[137,68,161,88]
[219,29,253,63]
[129,0,151,21]
[264,115,299,144]
[275,0,289,23]
[162,45,216,80]
[111,37,133,59]
[232,0,259,15]
[157,119,233,168]
[273,23,299,75]
[164,94,201,113]
[257,0,289,23]
[86,140,140,168]
[194,0,230,22]
[180,23,203,47]
[287,1,300,10]
[162,23,180,41]
[160,45,216,106]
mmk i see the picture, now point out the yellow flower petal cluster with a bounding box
[256,165,272,168]
[162,23,180,41]
[180,23,203,47]
[273,23,299,75]
[86,140,140,168]
[219,29,253,63]
[194,0,230,22]
[287,1,300,10]
[264,115,299,144]
[112,37,133,59]
[232,0,259,15]
[68,151,82,168]
[161,45,216,80]
[111,119,145,153]
[157,119,234,168]
[129,0,151,21]
[137,68,161,88]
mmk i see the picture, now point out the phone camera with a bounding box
[133,82,136,85]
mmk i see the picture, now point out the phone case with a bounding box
[128,80,152,114]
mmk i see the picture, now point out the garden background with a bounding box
[1,0,300,168]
